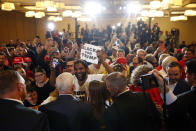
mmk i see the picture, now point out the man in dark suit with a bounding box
[104,72,161,131]
[39,72,98,131]
[0,70,49,131]
[153,59,196,131]
[166,61,191,96]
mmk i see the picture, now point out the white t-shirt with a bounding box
[88,64,106,74]
[74,74,104,92]
[168,83,177,92]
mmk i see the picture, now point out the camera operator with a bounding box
[151,59,196,131]
[130,65,163,106]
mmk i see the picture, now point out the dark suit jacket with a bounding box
[0,99,49,131]
[104,91,161,131]
[166,87,196,131]
[165,78,191,96]
[39,95,98,131]
[173,79,191,96]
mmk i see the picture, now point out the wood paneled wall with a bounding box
[0,10,196,45]
[37,16,196,44]
[0,11,36,44]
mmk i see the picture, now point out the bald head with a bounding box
[56,72,74,93]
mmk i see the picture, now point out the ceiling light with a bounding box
[84,2,102,16]
[1,2,15,11]
[150,1,161,9]
[171,11,184,15]
[24,6,45,10]
[62,10,73,17]
[162,0,173,5]
[170,15,187,21]
[184,10,196,16]
[35,12,45,18]
[55,16,63,22]
[48,16,56,21]
[185,4,196,8]
[72,11,82,18]
[47,6,57,11]
[149,10,164,17]
[170,5,181,8]
[127,1,142,14]
[25,11,35,17]
[46,13,60,16]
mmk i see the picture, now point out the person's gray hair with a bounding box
[56,72,74,92]
[162,56,178,72]
[145,54,157,65]
[130,65,153,86]
[158,53,170,65]
[137,49,146,55]
[105,72,127,90]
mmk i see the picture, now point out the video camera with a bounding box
[140,74,159,91]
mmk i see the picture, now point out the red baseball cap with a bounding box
[44,55,50,61]
[24,57,32,63]
[12,57,24,64]
[177,49,182,54]
[116,57,127,65]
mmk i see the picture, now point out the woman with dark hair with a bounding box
[88,80,111,131]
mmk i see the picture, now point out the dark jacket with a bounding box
[39,95,99,131]
[173,79,191,96]
[104,91,161,131]
[166,87,196,131]
[0,99,49,131]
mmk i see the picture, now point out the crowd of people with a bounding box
[0,19,196,131]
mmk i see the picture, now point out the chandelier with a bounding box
[25,11,35,17]
[1,2,15,11]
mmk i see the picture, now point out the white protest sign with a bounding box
[80,44,101,64]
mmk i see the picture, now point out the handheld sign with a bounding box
[80,44,101,64]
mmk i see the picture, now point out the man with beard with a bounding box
[73,58,113,100]
[153,59,196,131]
[166,62,190,96]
